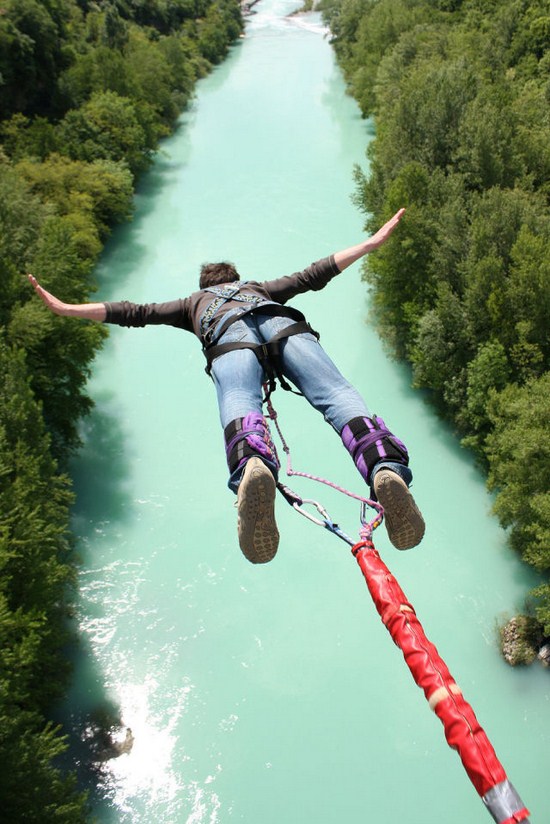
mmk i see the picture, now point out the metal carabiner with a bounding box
[360,500,384,537]
[291,498,356,546]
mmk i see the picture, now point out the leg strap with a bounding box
[224,412,280,476]
[204,321,317,376]
[341,415,409,485]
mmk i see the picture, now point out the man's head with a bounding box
[199,262,240,289]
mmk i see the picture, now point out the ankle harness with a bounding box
[341,416,409,484]
[200,285,319,399]
[224,413,280,476]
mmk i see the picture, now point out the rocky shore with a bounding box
[500,615,550,667]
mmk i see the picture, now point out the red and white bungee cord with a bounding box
[267,397,531,823]
[353,535,530,824]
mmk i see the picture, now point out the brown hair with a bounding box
[199,262,240,289]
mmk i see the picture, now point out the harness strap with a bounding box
[202,301,306,348]
[260,321,319,397]
[199,282,267,339]
[204,320,320,402]
[204,320,318,399]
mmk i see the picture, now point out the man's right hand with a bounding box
[27,274,107,321]
[28,274,70,316]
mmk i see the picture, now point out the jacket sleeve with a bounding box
[104,298,193,331]
[259,255,340,304]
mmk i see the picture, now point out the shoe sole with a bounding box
[237,458,279,564]
[374,470,425,550]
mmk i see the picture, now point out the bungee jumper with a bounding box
[28,207,425,563]
[29,208,531,822]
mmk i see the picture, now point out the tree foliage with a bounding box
[0,343,88,821]
[321,0,550,634]
[0,0,243,813]
[486,374,550,632]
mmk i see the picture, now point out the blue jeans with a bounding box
[210,312,412,491]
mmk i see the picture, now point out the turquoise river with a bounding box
[64,1,548,821]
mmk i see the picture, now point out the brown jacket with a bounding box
[104,255,340,340]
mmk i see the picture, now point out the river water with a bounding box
[65,1,548,821]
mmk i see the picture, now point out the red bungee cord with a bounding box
[267,396,531,823]
[352,535,530,824]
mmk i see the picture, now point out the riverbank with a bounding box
[319,0,550,649]
[0,2,245,820]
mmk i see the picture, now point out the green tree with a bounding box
[453,84,525,190]
[512,79,550,197]
[57,44,131,108]
[16,152,134,238]
[197,0,242,65]
[0,0,74,117]
[463,189,550,367]
[486,374,550,628]
[103,1,129,50]
[326,0,550,644]
[362,162,438,351]
[504,225,550,376]
[0,158,46,326]
[377,56,478,176]
[0,342,88,820]
[125,28,189,126]
[411,282,472,417]
[0,113,59,161]
[56,90,159,175]
[461,339,510,445]
[323,0,434,116]
[10,217,108,455]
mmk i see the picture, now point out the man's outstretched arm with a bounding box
[28,274,107,321]
[333,208,405,272]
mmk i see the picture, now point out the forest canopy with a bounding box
[0,0,243,819]
[320,0,550,635]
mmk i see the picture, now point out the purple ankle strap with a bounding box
[225,412,280,472]
[341,415,409,484]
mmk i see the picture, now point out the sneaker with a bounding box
[373,469,425,550]
[237,457,279,563]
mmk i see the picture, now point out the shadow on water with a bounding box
[93,172,174,294]
[379,350,543,595]
[52,69,232,806]
[92,104,199,293]
[56,641,129,822]
[70,397,135,536]
[53,403,136,818]
[92,40,246,295]
[384,351,488,489]
[52,64,244,800]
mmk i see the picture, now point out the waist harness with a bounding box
[199,283,319,397]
